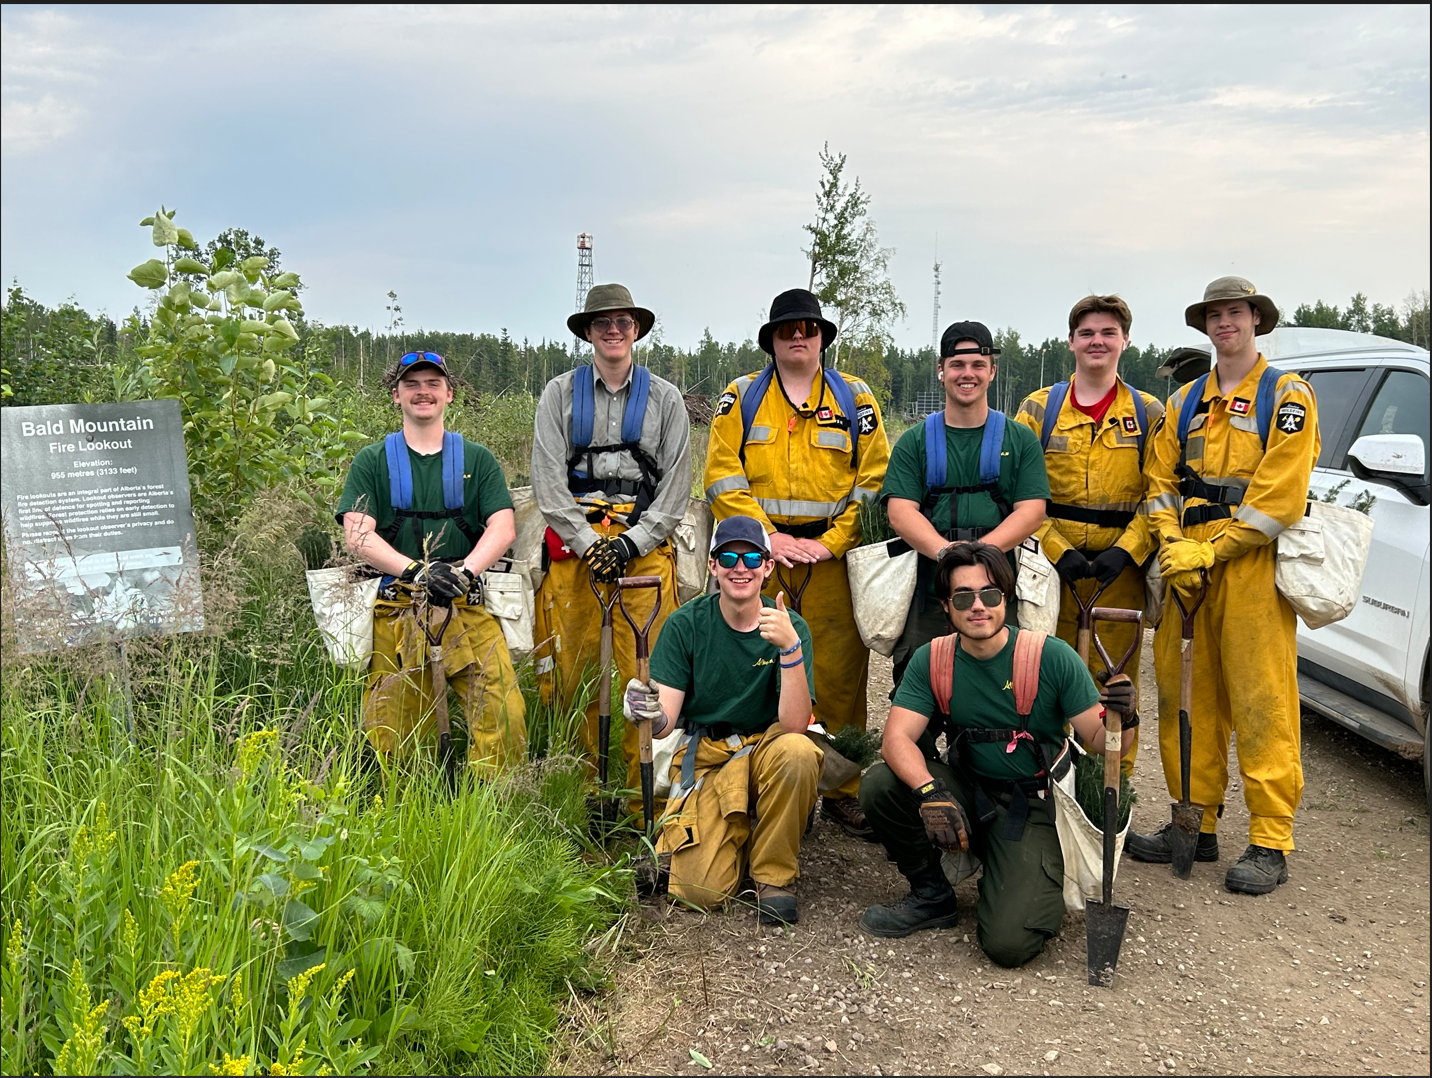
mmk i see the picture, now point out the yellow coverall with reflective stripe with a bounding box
[1015,379,1164,776]
[1145,356,1320,850]
[364,588,527,776]
[704,369,890,798]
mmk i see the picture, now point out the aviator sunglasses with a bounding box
[715,550,768,570]
[947,586,1006,611]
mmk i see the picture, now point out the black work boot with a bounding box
[1125,822,1219,864]
[859,868,959,939]
[1224,845,1288,895]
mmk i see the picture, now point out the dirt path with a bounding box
[562,637,1431,1077]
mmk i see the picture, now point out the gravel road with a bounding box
[561,637,1430,1077]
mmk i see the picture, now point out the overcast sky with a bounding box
[2,4,1428,353]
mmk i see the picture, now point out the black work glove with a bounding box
[586,534,638,584]
[398,560,422,584]
[915,779,970,853]
[424,561,471,606]
[1088,546,1136,586]
[1055,549,1092,583]
[1096,670,1139,729]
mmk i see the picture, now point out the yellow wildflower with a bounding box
[70,802,118,866]
[120,908,140,956]
[332,968,355,995]
[238,730,279,778]
[54,959,108,1076]
[209,1050,252,1075]
[286,963,324,999]
[227,971,247,1024]
[159,860,201,950]
[6,917,22,968]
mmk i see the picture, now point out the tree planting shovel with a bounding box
[1085,604,1143,988]
[420,598,459,796]
[588,575,623,793]
[774,561,813,616]
[616,574,663,839]
[1169,573,1209,880]
[1062,571,1111,666]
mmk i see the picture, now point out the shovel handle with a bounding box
[616,575,663,661]
[1089,606,1145,679]
[1062,575,1110,666]
[1171,571,1209,637]
[617,575,663,839]
[775,562,814,616]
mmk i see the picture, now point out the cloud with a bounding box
[1,92,81,153]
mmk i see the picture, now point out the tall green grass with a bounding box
[0,634,627,1076]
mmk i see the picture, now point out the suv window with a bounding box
[1356,369,1431,483]
[1300,368,1371,469]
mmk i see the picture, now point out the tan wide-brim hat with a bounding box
[566,282,656,341]
[1185,276,1279,336]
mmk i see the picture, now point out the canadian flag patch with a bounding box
[1229,397,1251,415]
[1122,415,1139,434]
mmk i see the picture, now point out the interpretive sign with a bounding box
[1,400,203,651]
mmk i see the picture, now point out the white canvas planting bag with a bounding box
[1275,501,1374,630]
[480,559,536,660]
[845,538,919,656]
[1050,742,1132,912]
[306,568,380,671]
[673,497,714,604]
[1014,542,1060,635]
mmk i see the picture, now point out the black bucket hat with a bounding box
[757,288,838,356]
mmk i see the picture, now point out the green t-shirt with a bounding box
[891,627,1098,782]
[881,416,1049,592]
[650,593,816,736]
[335,436,513,562]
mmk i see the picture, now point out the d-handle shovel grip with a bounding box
[1171,569,1209,637]
[1088,606,1145,680]
[616,575,663,660]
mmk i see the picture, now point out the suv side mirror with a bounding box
[1347,434,1429,505]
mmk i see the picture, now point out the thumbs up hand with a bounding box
[759,591,800,651]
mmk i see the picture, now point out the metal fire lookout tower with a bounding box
[573,232,594,357]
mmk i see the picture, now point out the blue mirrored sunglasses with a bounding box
[399,351,445,367]
[715,550,767,569]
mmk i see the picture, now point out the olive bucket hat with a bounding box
[567,282,656,340]
[1185,276,1279,336]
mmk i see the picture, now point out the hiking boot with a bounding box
[1125,822,1219,864]
[1224,845,1288,895]
[755,882,799,926]
[823,796,878,840]
[859,870,959,939]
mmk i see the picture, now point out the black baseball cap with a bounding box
[710,515,772,555]
[940,321,999,359]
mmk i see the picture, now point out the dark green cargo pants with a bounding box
[859,759,1065,968]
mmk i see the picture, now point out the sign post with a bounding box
[1,400,204,661]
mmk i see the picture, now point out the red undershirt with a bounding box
[1070,382,1119,425]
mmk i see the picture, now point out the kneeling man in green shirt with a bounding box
[623,515,820,926]
[858,541,1134,967]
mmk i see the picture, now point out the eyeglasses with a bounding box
[590,316,637,334]
[399,351,445,367]
[947,586,1005,611]
[774,319,822,341]
[715,550,767,570]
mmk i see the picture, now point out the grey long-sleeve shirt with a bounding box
[531,364,692,557]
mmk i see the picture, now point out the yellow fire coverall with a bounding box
[703,368,890,799]
[1145,357,1319,850]
[659,724,823,908]
[1015,378,1164,776]
[364,588,528,776]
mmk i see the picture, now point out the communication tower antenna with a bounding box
[931,237,942,383]
[574,232,594,358]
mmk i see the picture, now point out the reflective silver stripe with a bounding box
[1186,435,1206,460]
[1234,504,1286,538]
[1147,492,1180,513]
[1184,413,1209,433]
[846,378,874,398]
[1019,398,1046,423]
[733,373,759,395]
[1276,379,1311,404]
[1200,474,1251,492]
[705,474,750,500]
[535,655,555,675]
[1229,414,1261,434]
[851,486,880,504]
[757,496,851,519]
[747,425,773,442]
[1046,435,1070,453]
[816,430,849,449]
[1078,499,1141,513]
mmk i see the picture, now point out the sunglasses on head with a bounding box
[946,586,1005,611]
[399,351,445,367]
[774,319,823,341]
[715,550,767,570]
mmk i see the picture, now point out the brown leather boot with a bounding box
[823,796,877,840]
[754,882,798,926]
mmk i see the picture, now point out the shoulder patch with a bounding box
[1275,401,1307,435]
[856,402,878,435]
[1229,397,1251,415]
[716,391,737,417]
[1122,415,1139,434]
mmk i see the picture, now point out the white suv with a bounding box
[1257,327,1430,798]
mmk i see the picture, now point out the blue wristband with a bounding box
[778,641,802,657]
[779,656,805,668]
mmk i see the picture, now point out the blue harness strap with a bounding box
[1041,379,1148,460]
[441,430,465,509]
[385,431,414,510]
[740,364,861,463]
[978,409,1006,485]
[571,363,653,451]
[1174,365,1284,529]
[923,408,1005,489]
[1177,366,1282,449]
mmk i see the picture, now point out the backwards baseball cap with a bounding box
[709,515,771,556]
[940,321,1000,359]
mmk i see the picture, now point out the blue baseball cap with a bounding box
[710,515,771,555]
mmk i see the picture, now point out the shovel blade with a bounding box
[1170,802,1201,880]
[1085,899,1131,987]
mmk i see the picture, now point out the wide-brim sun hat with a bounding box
[1185,276,1279,336]
[567,282,656,340]
[757,288,838,356]
[1156,346,1212,385]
